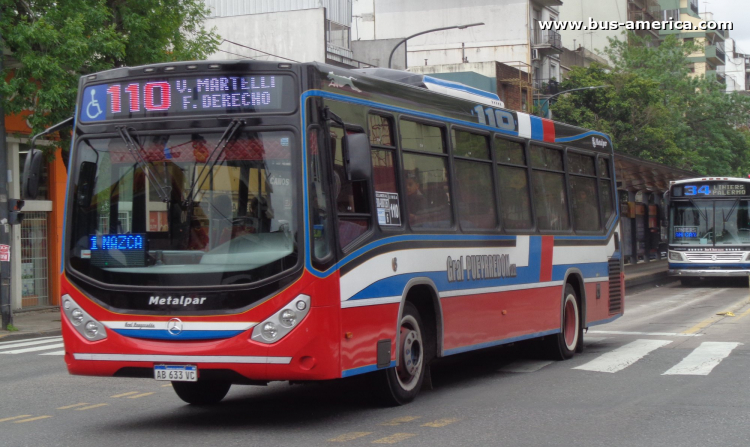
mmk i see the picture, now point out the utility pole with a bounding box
[0,26,12,330]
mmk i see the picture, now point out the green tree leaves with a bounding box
[551,34,750,176]
[1,0,220,153]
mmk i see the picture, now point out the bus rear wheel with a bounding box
[546,284,580,360]
[380,302,426,406]
[172,380,231,405]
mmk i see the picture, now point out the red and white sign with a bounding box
[0,244,10,262]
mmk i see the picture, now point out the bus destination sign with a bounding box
[80,74,294,123]
[673,182,749,197]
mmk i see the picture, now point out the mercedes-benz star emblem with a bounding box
[712,254,717,261]
[167,318,183,336]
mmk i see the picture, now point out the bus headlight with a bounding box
[62,294,107,341]
[279,309,296,328]
[669,251,684,261]
[251,294,311,344]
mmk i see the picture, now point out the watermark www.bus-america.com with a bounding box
[539,18,733,32]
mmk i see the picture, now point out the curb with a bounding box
[0,329,62,342]
[625,271,674,290]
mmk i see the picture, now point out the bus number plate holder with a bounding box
[154,364,198,382]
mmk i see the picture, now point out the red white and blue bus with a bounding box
[26,60,624,405]
[667,177,750,284]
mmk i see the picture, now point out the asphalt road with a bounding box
[2,280,750,446]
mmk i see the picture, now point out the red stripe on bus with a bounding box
[539,236,554,282]
[542,119,556,143]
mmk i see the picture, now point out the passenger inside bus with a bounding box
[405,170,426,218]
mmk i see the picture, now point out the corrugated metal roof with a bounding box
[204,0,351,25]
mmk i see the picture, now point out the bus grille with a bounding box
[684,253,744,262]
[608,259,622,315]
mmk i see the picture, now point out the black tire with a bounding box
[172,380,231,405]
[379,302,426,406]
[546,284,581,360]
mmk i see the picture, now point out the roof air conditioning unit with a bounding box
[532,49,541,60]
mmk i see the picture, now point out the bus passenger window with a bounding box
[531,146,569,231]
[568,152,600,232]
[452,129,495,230]
[370,114,400,228]
[496,138,532,230]
[400,119,451,229]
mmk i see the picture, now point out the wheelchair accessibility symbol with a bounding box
[81,85,107,122]
[86,89,103,119]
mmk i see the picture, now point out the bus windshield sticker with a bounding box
[376,192,401,226]
[674,226,698,239]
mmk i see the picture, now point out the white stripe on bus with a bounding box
[73,353,292,364]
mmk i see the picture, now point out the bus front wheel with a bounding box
[380,302,426,406]
[172,380,231,405]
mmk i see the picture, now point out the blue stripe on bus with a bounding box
[348,262,607,301]
[669,263,750,269]
[443,329,560,356]
[555,131,613,146]
[587,314,622,327]
[529,115,544,141]
[111,329,244,340]
[551,262,609,281]
[62,107,78,273]
[341,360,397,378]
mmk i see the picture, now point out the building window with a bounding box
[326,20,351,49]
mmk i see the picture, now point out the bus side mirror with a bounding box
[76,161,97,210]
[22,150,45,200]
[343,133,372,182]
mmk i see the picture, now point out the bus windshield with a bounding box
[670,199,750,245]
[68,130,298,287]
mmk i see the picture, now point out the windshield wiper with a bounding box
[116,126,170,203]
[184,119,246,206]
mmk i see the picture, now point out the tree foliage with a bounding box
[1,0,220,154]
[551,34,750,176]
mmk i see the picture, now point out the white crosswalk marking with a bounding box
[0,336,60,346]
[583,336,608,343]
[574,339,672,373]
[0,343,65,355]
[39,350,65,356]
[0,338,63,350]
[662,342,742,376]
[499,360,553,373]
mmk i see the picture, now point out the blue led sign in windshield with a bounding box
[89,234,147,268]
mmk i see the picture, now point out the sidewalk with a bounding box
[0,307,61,342]
[0,261,670,341]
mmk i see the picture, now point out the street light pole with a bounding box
[537,85,611,119]
[388,22,484,69]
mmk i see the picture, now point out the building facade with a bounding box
[722,38,749,93]
[352,0,563,113]
[4,114,65,311]
[658,1,726,82]
[203,0,371,68]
